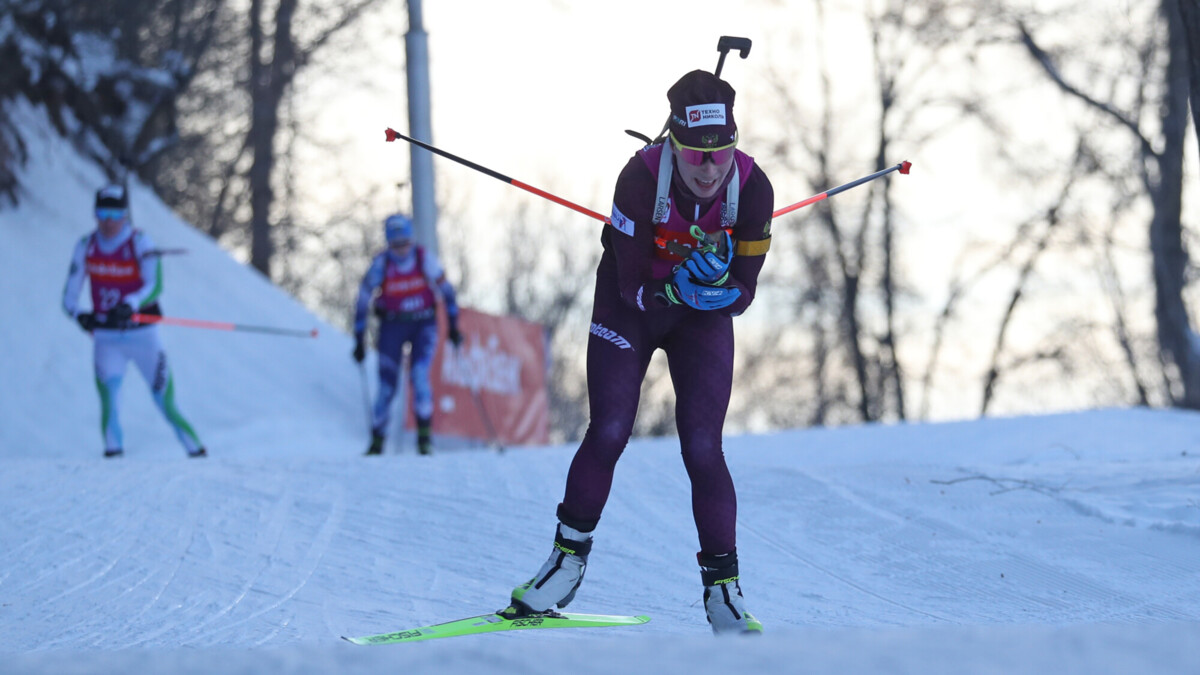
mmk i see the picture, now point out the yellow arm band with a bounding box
[735,237,771,257]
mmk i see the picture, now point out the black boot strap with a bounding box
[699,550,739,586]
[553,530,592,558]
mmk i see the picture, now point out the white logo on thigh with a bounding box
[589,322,632,350]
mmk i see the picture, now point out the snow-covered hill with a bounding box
[2,101,1198,674]
[1,100,364,459]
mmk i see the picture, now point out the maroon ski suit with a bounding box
[559,143,774,556]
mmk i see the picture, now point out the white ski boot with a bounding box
[507,520,593,616]
[700,550,763,635]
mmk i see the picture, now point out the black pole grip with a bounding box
[714,36,752,76]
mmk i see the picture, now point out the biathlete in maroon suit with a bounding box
[353,213,462,456]
[62,184,206,459]
[507,71,773,634]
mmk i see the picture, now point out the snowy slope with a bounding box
[2,101,1200,674]
[0,100,365,459]
[2,410,1199,674]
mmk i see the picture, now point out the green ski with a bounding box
[342,610,651,645]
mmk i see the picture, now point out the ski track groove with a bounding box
[39,551,125,607]
[744,468,956,623]
[33,469,182,650]
[0,534,46,589]
[40,510,153,600]
[178,478,298,644]
[251,611,290,647]
[112,474,198,649]
[81,570,160,648]
[2,474,132,599]
[739,515,953,624]
[832,470,1162,624]
[186,476,346,646]
[118,469,293,648]
[656,454,953,624]
[921,468,1200,623]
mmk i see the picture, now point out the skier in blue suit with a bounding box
[353,214,462,455]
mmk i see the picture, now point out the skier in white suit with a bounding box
[62,184,206,459]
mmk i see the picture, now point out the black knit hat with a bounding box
[667,70,737,149]
[95,184,128,209]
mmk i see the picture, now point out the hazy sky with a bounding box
[299,0,1197,251]
[302,0,837,225]
[287,0,1200,420]
[299,0,1055,270]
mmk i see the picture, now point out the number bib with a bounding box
[377,246,436,315]
[85,231,143,312]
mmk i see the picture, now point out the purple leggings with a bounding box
[561,271,738,555]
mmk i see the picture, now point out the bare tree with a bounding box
[979,146,1083,414]
[244,0,383,277]
[494,200,597,441]
[740,0,977,427]
[1,0,221,186]
[1178,0,1200,154]
[1018,0,1200,409]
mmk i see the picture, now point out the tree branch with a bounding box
[1016,21,1157,160]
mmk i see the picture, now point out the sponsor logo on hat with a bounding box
[684,104,727,128]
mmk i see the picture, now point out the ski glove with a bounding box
[76,312,98,332]
[106,302,134,327]
[683,230,734,285]
[666,266,742,311]
[352,334,366,363]
[447,319,463,348]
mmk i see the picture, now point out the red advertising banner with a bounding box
[406,307,549,446]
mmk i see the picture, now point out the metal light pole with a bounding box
[405,0,438,256]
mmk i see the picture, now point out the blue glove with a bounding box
[683,230,733,285]
[666,266,741,311]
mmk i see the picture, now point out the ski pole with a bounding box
[385,137,910,226]
[773,161,912,219]
[131,313,319,338]
[141,248,188,258]
[384,128,610,224]
[357,361,374,434]
[471,386,504,453]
